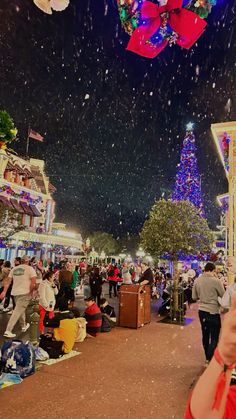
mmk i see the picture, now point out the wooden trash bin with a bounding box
[118,284,151,328]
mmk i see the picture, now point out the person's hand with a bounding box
[0,291,6,301]
[218,294,236,365]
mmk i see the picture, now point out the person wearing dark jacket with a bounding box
[84,296,102,337]
[100,298,116,327]
[89,267,103,307]
[138,261,154,286]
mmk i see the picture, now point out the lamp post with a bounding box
[136,247,145,262]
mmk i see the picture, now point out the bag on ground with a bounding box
[101,314,111,333]
[39,334,64,359]
[75,318,87,342]
[34,346,49,361]
[1,340,36,378]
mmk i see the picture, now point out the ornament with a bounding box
[33,0,52,14]
[117,0,217,58]
[33,0,70,14]
[50,0,70,11]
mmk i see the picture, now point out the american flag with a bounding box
[29,129,44,142]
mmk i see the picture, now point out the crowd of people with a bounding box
[1,254,236,415]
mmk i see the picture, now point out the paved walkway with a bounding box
[0,301,204,419]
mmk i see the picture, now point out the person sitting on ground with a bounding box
[84,296,102,337]
[184,294,236,419]
[53,307,81,353]
[100,298,116,327]
[44,303,81,354]
[38,271,58,334]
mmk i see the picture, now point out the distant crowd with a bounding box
[0,256,230,359]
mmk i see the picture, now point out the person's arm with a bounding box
[216,279,226,298]
[0,273,13,300]
[218,288,231,309]
[139,279,149,286]
[191,282,198,301]
[187,295,236,419]
[30,276,37,294]
[38,283,49,309]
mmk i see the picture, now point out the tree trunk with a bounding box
[173,259,179,319]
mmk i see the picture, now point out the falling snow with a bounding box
[0,0,235,237]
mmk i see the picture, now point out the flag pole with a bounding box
[26,125,30,157]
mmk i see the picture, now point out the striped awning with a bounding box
[29,204,41,217]
[0,196,13,208]
[20,201,34,216]
[10,199,25,214]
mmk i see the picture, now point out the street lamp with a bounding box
[100,250,106,260]
[136,247,145,258]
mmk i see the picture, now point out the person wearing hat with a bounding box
[84,296,102,337]
[138,259,154,286]
[0,255,37,338]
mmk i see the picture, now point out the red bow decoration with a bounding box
[127,0,207,58]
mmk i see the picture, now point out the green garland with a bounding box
[0,110,18,147]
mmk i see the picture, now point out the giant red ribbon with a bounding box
[127,0,207,58]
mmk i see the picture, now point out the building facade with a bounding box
[0,149,83,261]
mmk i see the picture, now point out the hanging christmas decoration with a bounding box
[221,132,230,171]
[0,185,42,205]
[33,0,70,15]
[0,111,18,150]
[117,0,216,58]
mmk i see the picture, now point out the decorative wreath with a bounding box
[117,0,217,58]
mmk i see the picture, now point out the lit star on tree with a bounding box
[186,122,194,131]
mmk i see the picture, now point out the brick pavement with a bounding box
[0,297,205,419]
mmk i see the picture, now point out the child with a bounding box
[100,298,116,327]
[38,271,58,334]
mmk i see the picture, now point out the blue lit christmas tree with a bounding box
[172,123,205,217]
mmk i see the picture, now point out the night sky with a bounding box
[0,0,235,238]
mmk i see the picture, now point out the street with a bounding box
[0,299,204,419]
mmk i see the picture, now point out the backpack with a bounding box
[1,340,36,378]
[101,314,111,333]
[39,335,64,359]
[75,318,87,342]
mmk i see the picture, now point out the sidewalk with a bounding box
[0,303,204,419]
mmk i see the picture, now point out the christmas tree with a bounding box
[172,123,205,217]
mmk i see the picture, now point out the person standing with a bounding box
[138,260,154,286]
[89,266,103,306]
[108,264,120,298]
[58,262,73,305]
[192,262,225,364]
[122,262,132,285]
[1,260,13,313]
[70,265,79,308]
[0,255,37,338]
[38,271,58,334]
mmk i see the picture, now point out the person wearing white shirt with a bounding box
[0,255,37,338]
[38,271,58,334]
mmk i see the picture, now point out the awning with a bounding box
[10,199,25,214]
[20,201,34,216]
[0,196,13,209]
[29,204,41,217]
